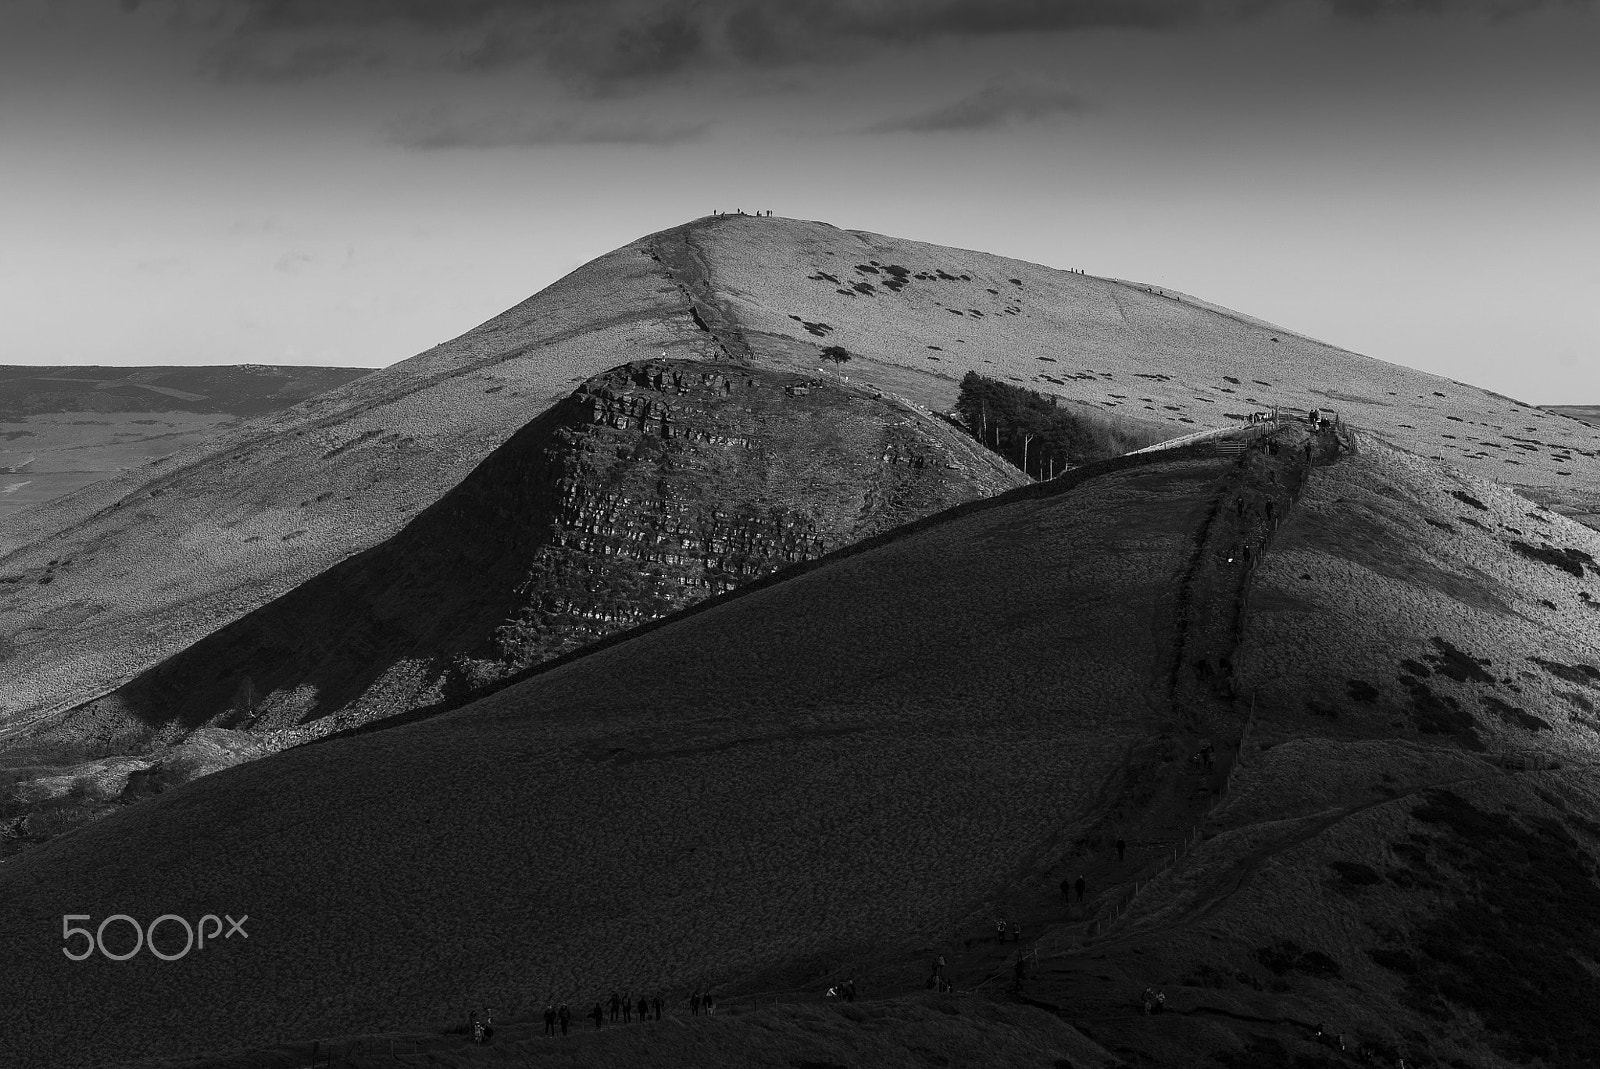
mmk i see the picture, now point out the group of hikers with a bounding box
[824,979,859,1002]
[712,209,773,217]
[472,989,715,1042]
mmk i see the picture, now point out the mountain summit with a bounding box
[5,215,1596,741]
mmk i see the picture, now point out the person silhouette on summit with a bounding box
[609,990,620,1023]
[638,994,649,1022]
[653,994,662,1020]
[558,1002,571,1036]
[690,989,702,1015]
[590,1002,604,1030]
[622,989,632,1023]
[544,1003,556,1037]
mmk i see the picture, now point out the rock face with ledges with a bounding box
[24,358,1020,759]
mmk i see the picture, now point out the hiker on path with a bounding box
[544,1003,556,1037]
[622,989,632,1023]
[469,1011,485,1045]
[558,1003,571,1036]
[589,1002,604,1030]
[1116,837,1126,861]
[826,984,839,1001]
[653,995,662,1021]
[691,990,702,1015]
[638,995,649,1022]
[1060,877,1072,902]
[997,918,1007,944]
[1013,955,1026,990]
[1011,921,1020,943]
[843,979,857,1002]
[1075,875,1086,902]
[704,991,717,1015]
[1142,988,1155,1014]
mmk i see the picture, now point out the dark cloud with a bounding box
[384,108,709,149]
[865,77,1089,133]
[156,0,1598,90]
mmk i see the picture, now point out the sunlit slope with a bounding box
[0,446,1225,1069]
[687,215,1600,499]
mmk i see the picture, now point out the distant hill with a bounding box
[0,364,370,524]
[0,364,374,420]
[2,423,1597,1069]
[1542,404,1600,429]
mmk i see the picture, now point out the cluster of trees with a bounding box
[954,372,1174,479]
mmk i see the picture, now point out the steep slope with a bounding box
[17,357,1019,766]
[0,238,726,733]
[2,428,1597,1069]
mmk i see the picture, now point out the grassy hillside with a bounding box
[6,216,1599,741]
[2,426,1596,1069]
[0,438,1226,1067]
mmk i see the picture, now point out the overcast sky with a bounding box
[1,0,1596,403]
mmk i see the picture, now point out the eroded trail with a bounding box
[884,423,1346,996]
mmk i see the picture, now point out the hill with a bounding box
[5,216,1600,746]
[0,364,370,526]
[9,357,1020,778]
[1,422,1597,1069]
[1541,405,1600,429]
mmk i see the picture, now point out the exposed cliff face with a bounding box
[28,358,1022,758]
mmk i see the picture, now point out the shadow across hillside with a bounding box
[38,392,587,753]
[327,432,1234,746]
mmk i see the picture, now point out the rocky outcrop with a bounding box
[27,359,1023,759]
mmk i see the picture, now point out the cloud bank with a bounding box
[384,108,709,148]
[120,0,1593,93]
[865,77,1089,133]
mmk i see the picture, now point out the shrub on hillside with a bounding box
[954,371,1175,477]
